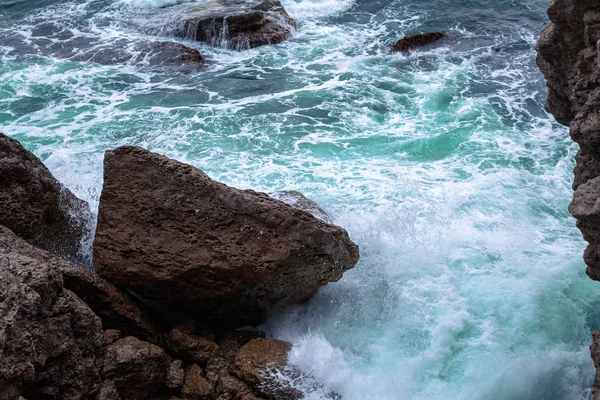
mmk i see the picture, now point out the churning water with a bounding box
[1,0,599,398]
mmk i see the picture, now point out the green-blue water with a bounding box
[1,0,599,398]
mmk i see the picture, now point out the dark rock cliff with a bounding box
[537,0,600,397]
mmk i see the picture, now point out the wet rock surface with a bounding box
[94,146,359,328]
[143,0,296,50]
[0,132,92,262]
[391,32,446,52]
[270,190,331,222]
[536,0,600,397]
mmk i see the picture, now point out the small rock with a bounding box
[167,328,219,365]
[104,330,123,346]
[165,360,185,392]
[391,32,447,52]
[233,338,300,400]
[101,336,170,400]
[181,364,215,400]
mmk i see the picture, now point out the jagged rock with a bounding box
[391,32,446,52]
[0,133,92,262]
[536,1,600,397]
[98,381,122,400]
[145,0,296,50]
[269,191,331,222]
[60,265,165,346]
[0,225,103,399]
[101,336,170,400]
[70,41,204,71]
[233,338,300,400]
[181,364,215,400]
[94,146,359,328]
[104,330,123,346]
[166,360,185,392]
[166,328,219,365]
[591,331,600,398]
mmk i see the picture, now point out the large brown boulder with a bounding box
[0,225,103,399]
[100,336,170,400]
[94,146,359,328]
[0,133,91,262]
[145,0,296,50]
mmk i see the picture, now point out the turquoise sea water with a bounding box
[1,0,599,398]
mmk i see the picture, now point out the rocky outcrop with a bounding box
[0,225,103,399]
[94,146,359,328]
[536,0,600,397]
[391,32,447,52]
[144,0,296,50]
[0,133,91,262]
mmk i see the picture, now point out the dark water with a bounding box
[1,0,598,398]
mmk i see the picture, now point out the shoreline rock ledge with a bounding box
[94,146,360,328]
[536,0,600,396]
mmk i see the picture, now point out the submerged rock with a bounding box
[145,0,296,50]
[0,133,92,263]
[270,190,331,223]
[0,225,103,399]
[391,32,447,52]
[94,146,359,328]
[69,41,204,71]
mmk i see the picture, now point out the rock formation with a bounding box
[391,32,447,52]
[94,146,359,328]
[536,0,600,397]
[142,0,296,50]
[0,225,104,399]
[0,133,92,262]
[1,134,355,399]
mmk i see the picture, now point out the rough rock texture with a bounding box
[166,360,185,392]
[180,363,215,400]
[592,331,600,397]
[270,190,331,223]
[391,32,447,52]
[61,265,165,346]
[94,146,359,328]
[0,225,103,399]
[146,0,296,50]
[0,132,91,262]
[536,1,600,397]
[166,328,219,365]
[233,338,299,400]
[101,336,170,400]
